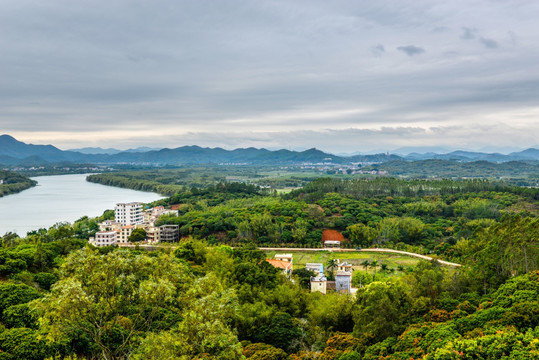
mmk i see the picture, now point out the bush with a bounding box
[0,283,41,315]
[2,303,37,329]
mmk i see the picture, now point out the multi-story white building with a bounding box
[91,230,118,247]
[115,202,143,226]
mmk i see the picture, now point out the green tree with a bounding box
[369,260,379,281]
[33,248,190,360]
[2,303,37,328]
[174,237,207,265]
[133,274,242,360]
[255,312,303,353]
[353,281,411,343]
[348,223,376,247]
[0,328,56,360]
[243,343,288,359]
[128,228,147,242]
[361,260,370,272]
[0,283,41,316]
[293,268,316,289]
[327,259,338,276]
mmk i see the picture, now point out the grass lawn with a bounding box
[264,250,421,270]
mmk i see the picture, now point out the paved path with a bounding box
[259,247,462,267]
[119,244,461,267]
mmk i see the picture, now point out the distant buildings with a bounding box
[144,206,178,224]
[159,225,180,242]
[310,274,328,294]
[93,230,117,247]
[306,263,324,275]
[310,259,353,295]
[266,253,293,278]
[322,229,345,248]
[90,202,179,247]
[115,202,143,226]
[117,225,135,243]
[335,261,353,294]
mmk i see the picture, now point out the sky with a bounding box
[1,0,538,154]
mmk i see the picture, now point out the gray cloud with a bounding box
[0,0,538,152]
[371,44,385,57]
[460,27,477,39]
[397,45,425,56]
[479,37,499,49]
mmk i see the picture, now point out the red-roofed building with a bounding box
[322,229,345,248]
[266,256,293,278]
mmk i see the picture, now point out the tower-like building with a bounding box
[115,202,143,226]
[335,261,353,294]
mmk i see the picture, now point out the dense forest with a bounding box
[362,159,539,183]
[0,176,537,359]
[0,170,37,197]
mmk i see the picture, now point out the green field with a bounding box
[264,250,421,270]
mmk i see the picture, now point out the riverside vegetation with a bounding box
[0,177,537,359]
[0,170,36,197]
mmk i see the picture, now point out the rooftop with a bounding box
[266,259,293,270]
[321,229,345,241]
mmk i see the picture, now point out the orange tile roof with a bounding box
[322,229,345,241]
[266,259,293,270]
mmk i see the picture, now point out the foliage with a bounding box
[33,248,191,359]
[0,170,37,198]
[0,174,538,359]
[128,228,147,242]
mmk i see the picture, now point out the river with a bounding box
[0,174,164,236]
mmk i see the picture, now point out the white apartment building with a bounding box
[115,202,143,226]
[92,230,118,247]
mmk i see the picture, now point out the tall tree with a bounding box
[33,248,190,360]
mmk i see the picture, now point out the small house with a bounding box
[322,229,345,248]
[274,253,293,263]
[266,259,293,278]
[306,263,324,275]
[310,274,327,294]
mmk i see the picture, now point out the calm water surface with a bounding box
[0,174,164,236]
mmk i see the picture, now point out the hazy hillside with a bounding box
[1,134,538,167]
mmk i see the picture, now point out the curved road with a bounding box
[121,244,462,267]
[258,247,462,267]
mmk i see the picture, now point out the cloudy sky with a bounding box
[1,0,538,153]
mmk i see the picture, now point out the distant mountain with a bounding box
[68,146,162,155]
[1,134,537,167]
[124,146,163,153]
[510,148,539,160]
[404,149,539,162]
[67,147,122,155]
[392,146,454,156]
[0,135,67,160]
[348,153,404,163]
[365,159,539,178]
[0,135,350,166]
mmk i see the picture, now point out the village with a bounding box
[267,252,356,295]
[89,201,357,295]
[88,202,181,246]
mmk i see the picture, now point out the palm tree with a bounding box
[361,260,370,272]
[369,260,378,281]
[380,263,388,273]
[397,265,405,272]
[327,258,338,275]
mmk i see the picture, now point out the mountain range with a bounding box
[0,134,538,166]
